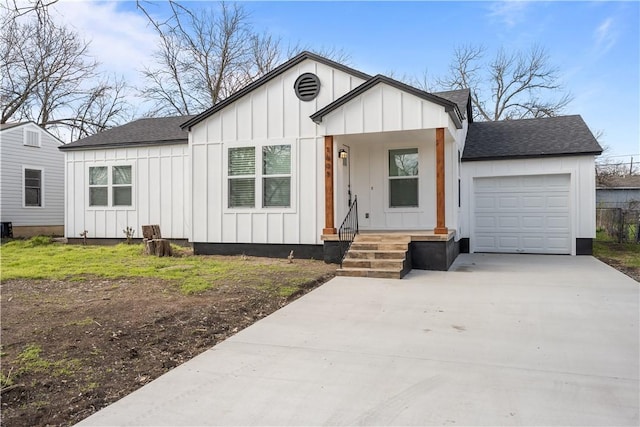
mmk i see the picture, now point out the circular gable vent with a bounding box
[294,73,321,101]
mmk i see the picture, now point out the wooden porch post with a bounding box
[434,127,449,235]
[323,135,336,234]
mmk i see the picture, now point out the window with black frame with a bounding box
[24,168,42,207]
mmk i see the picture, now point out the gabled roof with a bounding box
[0,122,24,131]
[180,51,372,131]
[462,115,602,161]
[59,115,193,151]
[0,121,64,144]
[310,74,464,129]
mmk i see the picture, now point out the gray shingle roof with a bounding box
[432,89,471,121]
[59,116,194,151]
[462,115,602,161]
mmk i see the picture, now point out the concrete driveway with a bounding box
[78,254,639,426]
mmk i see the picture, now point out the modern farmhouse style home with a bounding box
[60,52,602,277]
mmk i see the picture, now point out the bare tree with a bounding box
[408,68,435,93]
[138,1,352,116]
[596,159,636,186]
[437,44,572,121]
[0,6,131,140]
[251,32,282,76]
[53,76,130,141]
[285,44,352,66]
[138,1,282,116]
[2,0,59,22]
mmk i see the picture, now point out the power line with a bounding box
[600,153,640,158]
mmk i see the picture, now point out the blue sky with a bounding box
[52,1,639,160]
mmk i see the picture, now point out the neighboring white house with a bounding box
[0,122,64,237]
[60,52,602,272]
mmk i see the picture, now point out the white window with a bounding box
[24,167,43,207]
[389,148,419,208]
[262,145,291,208]
[228,147,256,208]
[89,165,132,207]
[89,166,108,206]
[24,129,40,147]
[227,144,291,209]
[112,166,132,206]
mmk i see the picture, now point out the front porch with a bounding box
[308,73,467,276]
[322,230,459,276]
[319,126,459,275]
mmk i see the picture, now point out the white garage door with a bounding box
[473,174,571,254]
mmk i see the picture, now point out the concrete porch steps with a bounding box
[336,234,411,279]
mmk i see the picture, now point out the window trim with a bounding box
[22,165,44,208]
[86,164,135,210]
[224,141,296,213]
[387,147,420,209]
[23,128,41,147]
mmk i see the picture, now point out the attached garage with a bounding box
[473,174,571,254]
[460,115,603,256]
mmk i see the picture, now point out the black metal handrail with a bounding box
[338,196,359,266]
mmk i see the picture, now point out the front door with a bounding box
[351,144,372,228]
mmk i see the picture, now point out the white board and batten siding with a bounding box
[460,156,597,255]
[318,82,458,137]
[64,145,190,239]
[0,123,64,227]
[190,58,367,245]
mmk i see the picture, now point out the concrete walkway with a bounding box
[78,254,639,426]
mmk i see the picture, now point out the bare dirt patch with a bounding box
[593,241,640,282]
[0,256,335,427]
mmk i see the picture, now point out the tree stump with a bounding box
[144,238,172,257]
[142,225,171,257]
[141,225,162,240]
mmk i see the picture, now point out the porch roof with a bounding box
[310,75,464,130]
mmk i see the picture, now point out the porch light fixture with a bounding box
[338,149,348,159]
